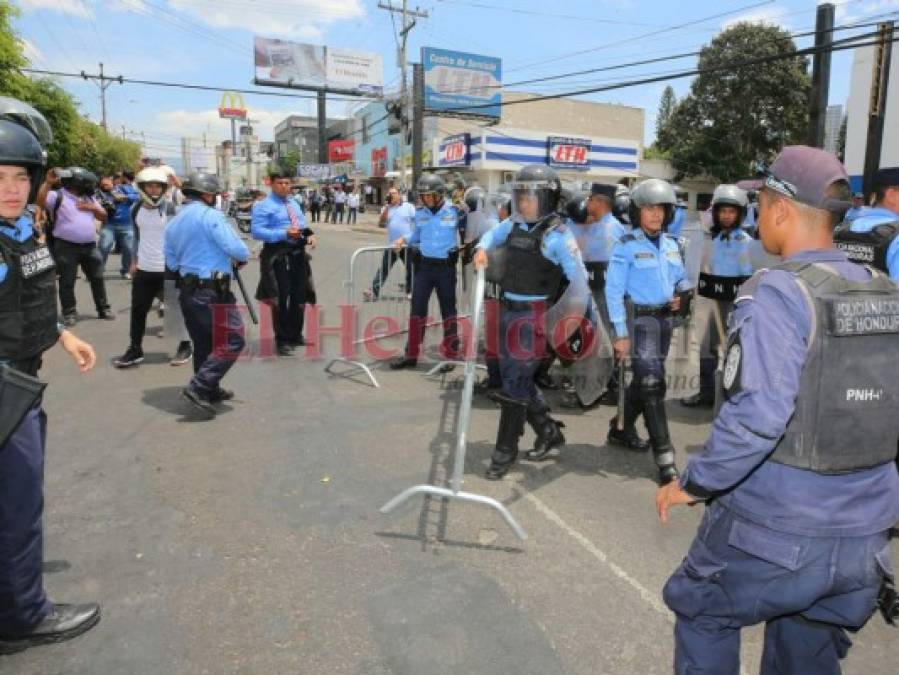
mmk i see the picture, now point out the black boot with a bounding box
[607,388,648,451]
[642,385,679,485]
[486,402,527,480]
[524,410,566,461]
[680,392,714,408]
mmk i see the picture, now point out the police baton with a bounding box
[617,355,627,431]
[232,264,258,325]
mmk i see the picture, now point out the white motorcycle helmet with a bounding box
[135,166,170,206]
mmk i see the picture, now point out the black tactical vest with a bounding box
[499,218,564,298]
[763,261,899,474]
[833,220,898,273]
[0,229,59,364]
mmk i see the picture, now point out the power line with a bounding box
[504,0,778,73]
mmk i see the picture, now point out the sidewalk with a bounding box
[309,208,385,235]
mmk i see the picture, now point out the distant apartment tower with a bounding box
[824,104,844,156]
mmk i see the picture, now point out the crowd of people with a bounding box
[2,93,899,673]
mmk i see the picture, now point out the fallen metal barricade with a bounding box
[379,267,528,541]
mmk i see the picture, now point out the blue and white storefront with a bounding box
[434,128,641,190]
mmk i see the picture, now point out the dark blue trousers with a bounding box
[179,288,246,398]
[0,406,51,633]
[664,503,890,674]
[405,262,458,360]
[272,252,308,345]
[498,308,548,413]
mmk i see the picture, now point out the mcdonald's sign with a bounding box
[218,91,247,120]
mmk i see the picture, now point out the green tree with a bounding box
[657,23,811,182]
[837,114,847,162]
[655,85,676,145]
[279,148,300,176]
[0,1,140,173]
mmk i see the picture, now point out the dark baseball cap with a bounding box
[590,183,617,200]
[756,145,850,214]
[874,166,899,188]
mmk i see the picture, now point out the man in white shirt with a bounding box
[332,186,347,224]
[347,191,360,224]
[363,187,415,300]
[113,168,189,367]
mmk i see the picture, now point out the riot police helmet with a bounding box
[463,185,486,213]
[629,179,677,230]
[416,172,446,198]
[60,166,98,196]
[710,184,748,231]
[182,171,221,198]
[672,184,688,208]
[613,192,631,224]
[135,166,170,207]
[0,98,49,204]
[512,164,562,223]
[564,190,589,225]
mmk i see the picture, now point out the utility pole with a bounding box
[379,2,429,187]
[862,22,894,197]
[412,63,424,194]
[317,91,327,166]
[80,63,122,133]
[120,124,126,140]
[807,3,835,147]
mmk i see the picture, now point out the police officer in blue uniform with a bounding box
[605,179,689,484]
[667,185,689,237]
[474,164,590,477]
[843,191,869,223]
[390,173,461,370]
[164,172,249,417]
[834,167,899,281]
[0,98,101,654]
[657,146,899,674]
[252,168,317,356]
[681,184,754,408]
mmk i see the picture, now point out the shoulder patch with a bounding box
[722,334,743,399]
[620,233,636,244]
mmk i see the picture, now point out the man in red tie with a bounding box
[251,169,317,356]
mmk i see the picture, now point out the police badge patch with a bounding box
[723,338,742,398]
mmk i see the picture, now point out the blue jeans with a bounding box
[98,225,134,275]
[663,503,891,674]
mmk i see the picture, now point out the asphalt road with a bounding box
[3,221,897,675]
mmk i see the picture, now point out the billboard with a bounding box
[439,134,470,167]
[328,139,355,163]
[547,136,592,171]
[422,47,501,120]
[254,37,383,96]
[218,91,247,120]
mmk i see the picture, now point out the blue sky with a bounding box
[12,0,899,164]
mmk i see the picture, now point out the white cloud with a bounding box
[722,7,793,30]
[836,0,899,25]
[113,0,367,41]
[18,0,91,17]
[153,105,318,144]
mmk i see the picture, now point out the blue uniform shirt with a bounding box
[250,193,307,245]
[849,206,899,280]
[406,201,460,259]
[0,214,34,285]
[477,217,589,302]
[707,228,754,277]
[164,200,249,278]
[680,249,899,537]
[668,206,687,237]
[109,184,139,227]
[572,213,626,263]
[843,205,869,223]
[605,229,688,337]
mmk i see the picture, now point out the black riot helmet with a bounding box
[416,172,446,198]
[628,179,677,230]
[672,184,688,208]
[512,164,562,224]
[564,191,589,225]
[182,171,221,198]
[0,97,52,205]
[60,166,98,196]
[463,185,485,213]
[613,192,631,224]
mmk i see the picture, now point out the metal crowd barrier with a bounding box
[379,266,528,541]
[324,245,476,387]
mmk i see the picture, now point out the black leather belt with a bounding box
[633,304,671,318]
[420,255,454,267]
[181,273,231,293]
